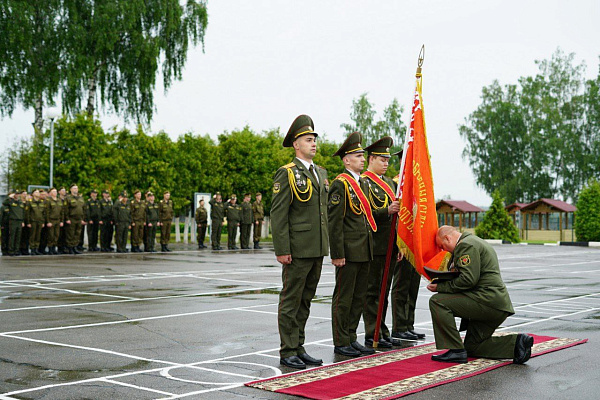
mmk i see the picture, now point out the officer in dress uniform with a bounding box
[159,191,174,252]
[145,191,160,252]
[360,137,402,348]
[86,189,101,252]
[209,192,225,250]
[130,190,146,253]
[240,193,253,249]
[99,190,114,252]
[113,191,131,253]
[252,192,264,249]
[65,184,86,254]
[271,114,329,370]
[195,198,208,249]
[28,189,46,255]
[45,188,64,255]
[329,132,376,358]
[225,194,241,250]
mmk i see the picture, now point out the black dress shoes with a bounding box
[513,333,534,364]
[431,349,468,363]
[298,353,323,365]
[408,329,426,339]
[392,331,419,340]
[351,341,375,355]
[365,337,392,348]
[385,336,402,346]
[334,345,361,357]
[280,355,306,369]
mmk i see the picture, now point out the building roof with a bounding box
[436,200,485,213]
[505,202,530,211]
[520,198,577,213]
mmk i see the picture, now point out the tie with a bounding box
[309,164,319,184]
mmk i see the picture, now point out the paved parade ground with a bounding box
[1,244,599,399]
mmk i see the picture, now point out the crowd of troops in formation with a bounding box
[1,186,266,257]
[272,114,532,370]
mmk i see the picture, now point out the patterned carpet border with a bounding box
[245,334,587,400]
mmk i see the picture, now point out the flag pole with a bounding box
[372,46,424,349]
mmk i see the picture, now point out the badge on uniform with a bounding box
[331,193,341,205]
[273,182,281,194]
[458,254,471,266]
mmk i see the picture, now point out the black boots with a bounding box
[253,241,261,249]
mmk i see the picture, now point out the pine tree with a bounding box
[575,180,600,242]
[475,190,520,243]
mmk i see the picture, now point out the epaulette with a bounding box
[281,162,295,170]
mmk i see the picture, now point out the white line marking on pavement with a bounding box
[100,378,176,396]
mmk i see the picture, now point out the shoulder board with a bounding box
[281,162,295,169]
[316,164,326,170]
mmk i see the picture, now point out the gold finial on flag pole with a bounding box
[416,45,425,77]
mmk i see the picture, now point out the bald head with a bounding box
[436,225,462,252]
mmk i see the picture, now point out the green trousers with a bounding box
[29,221,43,249]
[47,222,61,247]
[8,220,23,254]
[227,223,239,248]
[160,220,171,245]
[66,220,83,247]
[211,220,222,248]
[144,224,157,251]
[253,220,263,242]
[115,223,129,251]
[429,292,517,358]
[131,221,144,246]
[240,224,251,248]
[392,258,421,332]
[331,261,370,347]
[278,256,323,358]
[197,222,207,246]
[363,254,397,340]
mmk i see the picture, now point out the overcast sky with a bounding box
[1,0,598,205]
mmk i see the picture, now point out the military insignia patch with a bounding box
[331,193,341,205]
[273,182,281,194]
[459,255,471,266]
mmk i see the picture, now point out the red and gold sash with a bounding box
[361,171,396,201]
[336,173,377,232]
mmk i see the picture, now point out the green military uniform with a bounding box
[130,195,146,252]
[99,193,114,251]
[240,195,253,249]
[360,137,398,345]
[252,193,264,249]
[329,132,374,350]
[195,202,208,249]
[431,232,517,358]
[225,197,241,249]
[145,195,160,252]
[209,194,225,250]
[85,193,101,251]
[65,190,86,253]
[45,195,65,254]
[7,196,25,256]
[38,191,49,254]
[113,197,131,253]
[158,193,174,251]
[19,197,31,255]
[271,115,329,362]
[1,198,9,255]
[57,192,68,253]
[28,197,46,254]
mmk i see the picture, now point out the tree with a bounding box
[475,190,520,243]
[575,180,600,242]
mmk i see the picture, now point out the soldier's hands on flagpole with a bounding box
[277,254,292,265]
[388,200,400,214]
[332,258,346,267]
[427,283,438,292]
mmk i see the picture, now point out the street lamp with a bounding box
[45,107,61,188]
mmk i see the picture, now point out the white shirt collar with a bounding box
[296,157,313,171]
[347,169,361,182]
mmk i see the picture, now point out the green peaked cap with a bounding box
[333,131,364,158]
[283,114,318,147]
[364,136,393,158]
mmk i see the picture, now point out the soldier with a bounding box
[45,188,64,255]
[38,189,49,254]
[57,187,68,254]
[209,192,225,250]
[99,190,114,252]
[240,193,253,249]
[225,194,241,250]
[1,193,10,255]
[130,190,146,253]
[7,191,26,256]
[19,190,31,255]
[65,184,86,254]
[113,192,131,253]
[195,198,208,249]
[158,191,174,252]
[252,192,264,249]
[329,132,375,358]
[85,189,101,252]
[271,114,329,370]
[27,189,46,255]
[144,191,160,252]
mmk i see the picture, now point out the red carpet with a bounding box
[246,334,586,399]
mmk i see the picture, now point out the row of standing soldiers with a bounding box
[1,185,175,256]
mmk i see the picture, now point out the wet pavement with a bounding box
[1,244,598,399]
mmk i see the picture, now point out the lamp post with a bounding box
[45,107,60,188]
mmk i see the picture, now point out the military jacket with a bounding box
[209,198,225,221]
[86,198,101,220]
[131,199,146,222]
[437,233,515,315]
[158,199,174,222]
[225,202,242,223]
[195,206,208,224]
[241,202,253,224]
[46,197,64,223]
[65,194,86,220]
[1,200,8,224]
[271,157,329,258]
[327,169,373,262]
[100,198,113,221]
[113,202,131,224]
[7,198,25,221]
[146,201,160,223]
[363,173,397,255]
[28,199,46,223]
[252,200,264,221]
